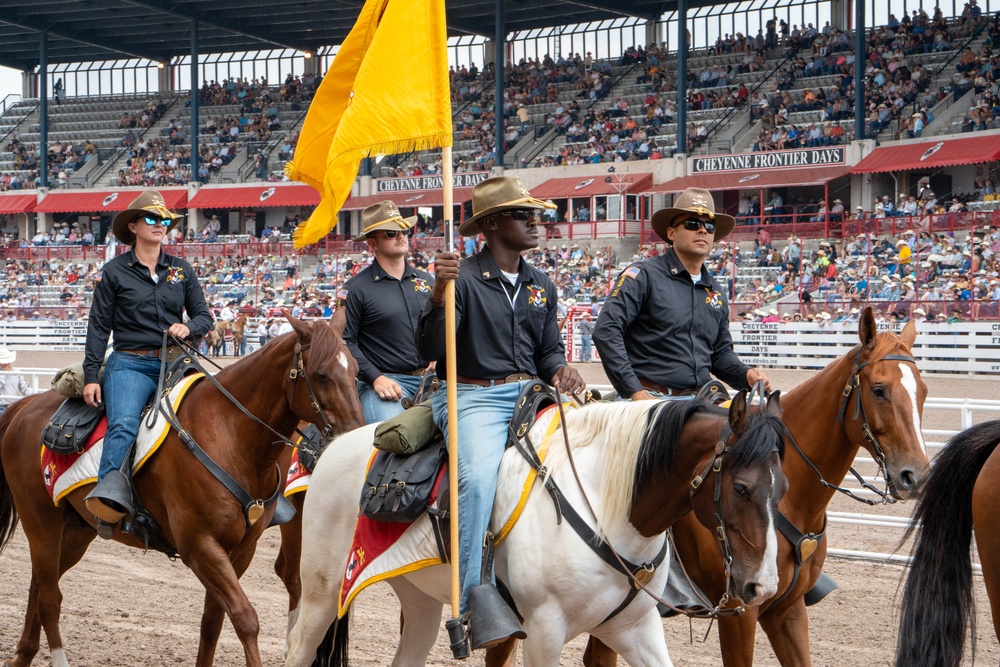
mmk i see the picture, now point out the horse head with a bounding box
[283,312,364,438]
[842,306,928,499]
[692,389,787,607]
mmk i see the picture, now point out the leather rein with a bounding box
[550,383,777,621]
[154,333,337,529]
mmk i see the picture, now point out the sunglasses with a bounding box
[381,228,412,239]
[505,209,540,221]
[142,215,171,227]
[674,218,717,234]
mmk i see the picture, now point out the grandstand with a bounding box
[0,0,998,326]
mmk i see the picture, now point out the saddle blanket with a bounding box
[337,404,569,617]
[284,448,310,497]
[41,373,205,505]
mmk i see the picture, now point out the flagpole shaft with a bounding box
[442,145,461,619]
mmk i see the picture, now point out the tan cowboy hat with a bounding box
[352,200,416,243]
[651,187,735,241]
[458,176,555,236]
[111,189,183,245]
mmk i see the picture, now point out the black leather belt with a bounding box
[639,379,698,396]
[455,373,537,387]
[120,346,182,359]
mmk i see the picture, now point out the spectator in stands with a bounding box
[0,348,31,412]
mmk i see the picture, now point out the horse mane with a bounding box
[542,400,719,540]
[724,412,786,473]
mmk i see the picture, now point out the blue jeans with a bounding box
[357,374,424,424]
[580,334,593,362]
[431,380,524,614]
[100,351,161,481]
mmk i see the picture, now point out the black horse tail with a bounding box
[0,398,28,556]
[311,610,349,667]
[895,420,1000,667]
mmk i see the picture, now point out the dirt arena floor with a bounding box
[1,350,999,666]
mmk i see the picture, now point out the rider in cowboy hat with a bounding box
[418,175,586,652]
[82,189,213,531]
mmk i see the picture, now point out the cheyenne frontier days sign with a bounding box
[692,148,845,173]
[375,172,490,192]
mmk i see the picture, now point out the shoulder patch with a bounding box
[622,266,641,279]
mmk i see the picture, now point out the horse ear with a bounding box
[329,307,347,339]
[283,309,312,341]
[765,390,782,418]
[859,306,877,350]
[899,319,917,348]
[729,389,749,440]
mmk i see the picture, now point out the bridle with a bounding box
[781,344,917,506]
[552,382,779,620]
[287,341,337,439]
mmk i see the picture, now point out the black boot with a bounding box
[84,469,135,526]
[466,532,526,651]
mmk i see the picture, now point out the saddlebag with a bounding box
[359,444,446,523]
[42,398,106,455]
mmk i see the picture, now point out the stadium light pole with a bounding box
[854,0,865,140]
[39,32,48,192]
[494,0,505,171]
[191,19,200,189]
[676,0,687,156]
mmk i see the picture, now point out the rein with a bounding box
[552,387,748,621]
[786,346,917,506]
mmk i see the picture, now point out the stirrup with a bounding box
[84,470,135,523]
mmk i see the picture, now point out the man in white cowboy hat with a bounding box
[417,175,586,651]
[340,200,434,423]
[593,187,770,400]
[0,347,30,413]
[82,189,213,530]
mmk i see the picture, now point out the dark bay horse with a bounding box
[566,307,930,667]
[285,390,788,666]
[896,420,1000,667]
[0,314,364,667]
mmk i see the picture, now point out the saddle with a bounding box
[358,381,558,526]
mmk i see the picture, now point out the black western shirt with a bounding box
[84,250,213,384]
[416,246,566,384]
[339,259,433,384]
[593,248,750,397]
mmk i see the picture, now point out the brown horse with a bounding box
[0,314,364,667]
[896,420,1000,667]
[208,320,232,357]
[493,307,930,667]
[232,314,248,357]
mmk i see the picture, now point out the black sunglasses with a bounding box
[142,214,171,227]
[504,209,540,221]
[674,218,717,234]
[381,228,412,239]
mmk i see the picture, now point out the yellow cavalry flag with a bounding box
[287,0,452,248]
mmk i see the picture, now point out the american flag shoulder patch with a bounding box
[622,266,641,279]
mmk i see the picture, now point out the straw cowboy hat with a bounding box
[352,200,416,243]
[458,176,555,236]
[651,187,735,241]
[111,189,183,245]
[0,347,15,365]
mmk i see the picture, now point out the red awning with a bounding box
[852,135,1000,173]
[645,166,851,194]
[530,173,653,199]
[35,188,188,213]
[188,184,320,209]
[343,187,475,211]
[0,193,37,214]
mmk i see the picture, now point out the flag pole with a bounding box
[442,145,461,620]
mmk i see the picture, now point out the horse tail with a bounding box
[311,610,349,667]
[896,420,1000,667]
[0,398,28,555]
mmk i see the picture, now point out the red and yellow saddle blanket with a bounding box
[337,404,570,618]
[284,447,311,497]
[41,373,205,505]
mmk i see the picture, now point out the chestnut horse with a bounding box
[232,314,248,357]
[570,307,930,667]
[0,314,364,667]
[896,420,1000,667]
[285,390,788,666]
